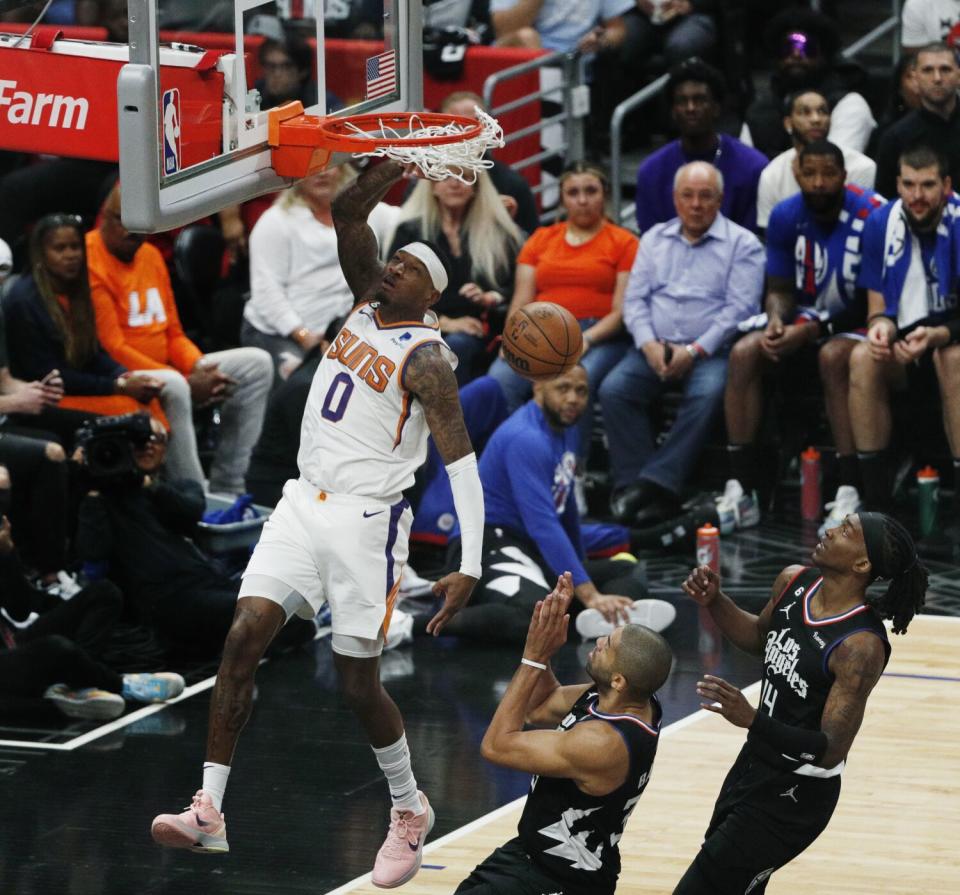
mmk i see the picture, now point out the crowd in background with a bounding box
[1,0,958,717]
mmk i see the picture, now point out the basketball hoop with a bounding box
[268,103,504,184]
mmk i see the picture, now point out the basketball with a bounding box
[502,302,583,382]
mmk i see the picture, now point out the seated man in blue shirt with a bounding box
[634,59,768,235]
[724,140,885,530]
[602,162,765,526]
[428,366,654,645]
[849,145,960,513]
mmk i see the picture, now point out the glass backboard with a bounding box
[119,0,422,232]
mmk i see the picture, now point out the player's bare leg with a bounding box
[335,652,435,888]
[151,597,286,853]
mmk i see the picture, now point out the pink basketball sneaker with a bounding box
[371,791,435,888]
[151,790,229,854]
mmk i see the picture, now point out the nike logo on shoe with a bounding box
[195,814,210,827]
[408,836,420,852]
[363,510,385,518]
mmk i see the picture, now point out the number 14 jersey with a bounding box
[297,302,456,500]
[755,566,890,772]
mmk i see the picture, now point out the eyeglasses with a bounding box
[37,213,83,231]
[147,432,168,445]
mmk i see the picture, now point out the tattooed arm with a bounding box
[818,631,886,766]
[403,343,473,464]
[404,343,480,634]
[332,161,406,303]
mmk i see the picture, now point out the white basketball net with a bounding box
[345,107,505,184]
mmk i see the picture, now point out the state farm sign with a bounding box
[0,80,90,129]
[0,43,223,164]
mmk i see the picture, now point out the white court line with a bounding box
[0,673,218,752]
[323,681,764,895]
[0,628,336,752]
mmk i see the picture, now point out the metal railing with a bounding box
[608,0,902,226]
[482,50,589,219]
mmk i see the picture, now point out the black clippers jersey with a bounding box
[755,566,890,772]
[518,689,662,894]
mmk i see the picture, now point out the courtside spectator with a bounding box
[2,214,165,443]
[876,43,960,200]
[390,170,523,384]
[244,166,396,378]
[635,59,767,234]
[88,186,273,496]
[743,9,875,158]
[850,146,960,513]
[725,141,884,530]
[757,90,877,230]
[440,92,540,236]
[603,162,763,526]
[488,162,637,464]
[75,416,315,657]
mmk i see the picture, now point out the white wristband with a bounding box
[521,657,547,671]
[446,452,483,578]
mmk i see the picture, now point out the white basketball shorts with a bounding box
[239,477,411,643]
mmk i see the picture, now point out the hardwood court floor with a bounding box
[336,614,960,895]
[0,522,957,895]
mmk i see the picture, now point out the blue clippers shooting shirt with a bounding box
[479,400,588,586]
[766,184,885,328]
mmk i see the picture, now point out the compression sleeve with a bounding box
[747,711,829,769]
[446,452,483,578]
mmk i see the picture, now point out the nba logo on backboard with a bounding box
[162,88,181,175]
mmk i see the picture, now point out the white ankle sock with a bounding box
[372,734,423,814]
[202,762,230,812]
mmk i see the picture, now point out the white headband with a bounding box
[399,242,448,293]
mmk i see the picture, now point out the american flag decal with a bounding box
[365,50,397,100]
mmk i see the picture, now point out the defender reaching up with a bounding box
[151,161,483,890]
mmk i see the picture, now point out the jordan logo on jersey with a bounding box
[779,601,795,620]
[764,629,809,698]
[326,326,397,392]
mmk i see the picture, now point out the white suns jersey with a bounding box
[297,302,456,499]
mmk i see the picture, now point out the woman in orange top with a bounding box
[488,162,639,461]
[2,215,165,441]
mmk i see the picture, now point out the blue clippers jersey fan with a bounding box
[478,400,589,586]
[766,185,886,327]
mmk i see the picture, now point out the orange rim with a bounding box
[314,112,484,153]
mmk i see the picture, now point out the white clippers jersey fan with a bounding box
[297,302,456,499]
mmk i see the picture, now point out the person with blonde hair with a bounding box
[242,164,398,376]
[390,169,524,383]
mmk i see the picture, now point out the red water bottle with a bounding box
[801,446,822,521]
[696,523,720,573]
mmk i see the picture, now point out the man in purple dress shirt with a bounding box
[603,162,765,526]
[635,59,768,235]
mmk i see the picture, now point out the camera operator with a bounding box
[74,414,315,658]
[0,466,183,719]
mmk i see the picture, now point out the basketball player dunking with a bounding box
[151,160,484,890]
[674,512,928,894]
[457,571,673,895]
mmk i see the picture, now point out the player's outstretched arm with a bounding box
[405,344,480,634]
[682,564,803,656]
[332,160,405,303]
[481,575,628,794]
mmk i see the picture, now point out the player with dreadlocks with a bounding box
[672,511,927,894]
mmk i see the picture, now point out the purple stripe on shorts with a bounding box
[384,498,409,597]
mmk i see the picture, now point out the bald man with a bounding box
[601,162,765,527]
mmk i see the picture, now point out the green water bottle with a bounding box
[917,466,940,538]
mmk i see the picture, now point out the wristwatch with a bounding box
[684,344,699,360]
